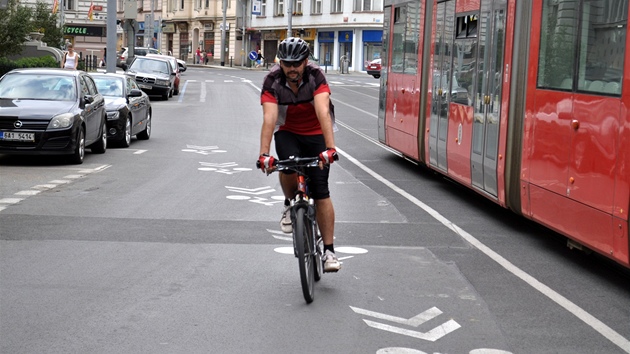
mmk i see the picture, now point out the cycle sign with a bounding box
[249,51,258,61]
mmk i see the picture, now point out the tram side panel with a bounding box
[382,1,425,161]
[523,0,629,266]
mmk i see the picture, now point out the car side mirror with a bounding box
[84,95,95,104]
[128,89,143,97]
[171,71,176,76]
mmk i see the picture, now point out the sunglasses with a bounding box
[281,60,303,68]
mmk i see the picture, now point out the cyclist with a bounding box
[257,37,341,272]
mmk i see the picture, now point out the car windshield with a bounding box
[0,73,76,100]
[93,76,124,97]
[129,58,170,74]
[148,55,177,71]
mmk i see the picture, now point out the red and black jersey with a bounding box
[261,62,336,135]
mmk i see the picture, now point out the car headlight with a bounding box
[107,111,120,120]
[47,113,74,129]
[156,79,170,86]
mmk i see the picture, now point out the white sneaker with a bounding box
[280,206,292,233]
[323,250,341,272]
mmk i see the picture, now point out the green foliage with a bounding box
[0,55,58,77]
[33,1,63,48]
[0,0,36,57]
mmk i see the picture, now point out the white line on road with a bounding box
[200,81,206,102]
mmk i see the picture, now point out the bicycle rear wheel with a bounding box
[295,207,315,303]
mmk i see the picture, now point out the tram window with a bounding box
[576,0,627,96]
[390,2,420,74]
[537,0,627,95]
[537,0,578,90]
[456,15,478,39]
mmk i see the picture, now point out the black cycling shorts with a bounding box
[274,130,330,200]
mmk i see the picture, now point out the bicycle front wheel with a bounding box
[295,207,315,303]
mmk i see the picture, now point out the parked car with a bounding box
[123,56,176,100]
[91,73,152,147]
[0,68,107,164]
[116,47,160,68]
[146,53,181,95]
[366,58,382,78]
[176,58,187,72]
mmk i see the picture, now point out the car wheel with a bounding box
[69,126,85,164]
[137,110,151,140]
[91,120,107,153]
[373,74,380,79]
[169,86,173,98]
[120,116,131,148]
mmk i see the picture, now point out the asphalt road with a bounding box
[1,66,629,354]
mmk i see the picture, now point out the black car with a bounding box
[123,56,176,100]
[0,68,107,164]
[91,73,152,147]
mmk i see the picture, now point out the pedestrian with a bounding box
[61,44,79,70]
[196,47,201,64]
[102,47,106,67]
[201,50,206,65]
[256,37,341,272]
[255,49,265,68]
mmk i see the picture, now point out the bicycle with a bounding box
[263,156,328,303]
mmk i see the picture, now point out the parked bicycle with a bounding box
[259,155,337,303]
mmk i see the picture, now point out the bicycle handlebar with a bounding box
[273,156,320,172]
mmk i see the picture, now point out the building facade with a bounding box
[19,0,383,71]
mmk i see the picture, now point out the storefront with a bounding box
[63,24,106,61]
[338,30,353,69]
[318,31,334,66]
[362,30,383,70]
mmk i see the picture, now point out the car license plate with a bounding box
[138,84,151,89]
[0,131,35,142]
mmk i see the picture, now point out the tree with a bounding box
[32,1,62,48]
[0,0,35,58]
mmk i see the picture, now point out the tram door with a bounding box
[428,0,455,171]
[470,0,507,196]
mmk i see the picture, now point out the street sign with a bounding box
[219,23,230,31]
[248,51,258,61]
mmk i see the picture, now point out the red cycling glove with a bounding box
[256,154,276,173]
[319,148,338,164]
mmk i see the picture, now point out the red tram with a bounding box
[376,0,630,268]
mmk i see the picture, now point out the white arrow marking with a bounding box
[350,306,442,327]
[249,197,283,206]
[200,162,239,168]
[362,319,461,342]
[186,145,219,150]
[225,186,275,195]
